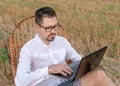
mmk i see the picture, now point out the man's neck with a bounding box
[38,34,50,46]
[45,40,50,45]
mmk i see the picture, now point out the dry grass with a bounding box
[0,0,120,85]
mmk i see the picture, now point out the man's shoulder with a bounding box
[22,38,35,49]
[54,36,70,45]
[55,36,67,41]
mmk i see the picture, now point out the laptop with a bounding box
[53,45,108,81]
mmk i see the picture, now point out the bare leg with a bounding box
[80,69,116,86]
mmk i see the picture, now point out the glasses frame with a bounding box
[38,23,61,32]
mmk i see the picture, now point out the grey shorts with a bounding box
[58,79,80,86]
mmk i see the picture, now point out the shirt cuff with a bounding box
[40,66,49,79]
[31,66,49,86]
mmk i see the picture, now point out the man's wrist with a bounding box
[48,65,52,74]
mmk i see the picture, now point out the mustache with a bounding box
[49,33,56,36]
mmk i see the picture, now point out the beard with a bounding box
[47,33,56,41]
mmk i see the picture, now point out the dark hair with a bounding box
[35,7,56,25]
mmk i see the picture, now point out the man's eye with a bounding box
[46,27,52,30]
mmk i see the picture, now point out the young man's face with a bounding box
[36,17,58,44]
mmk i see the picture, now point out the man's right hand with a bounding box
[48,64,73,76]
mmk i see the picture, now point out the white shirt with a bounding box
[15,33,82,86]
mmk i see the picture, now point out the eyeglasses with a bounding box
[38,23,61,32]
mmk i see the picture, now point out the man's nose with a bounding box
[51,28,56,33]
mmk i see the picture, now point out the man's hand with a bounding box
[48,64,73,76]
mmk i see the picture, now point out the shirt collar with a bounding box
[34,33,55,47]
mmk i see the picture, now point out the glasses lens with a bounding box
[46,24,61,32]
[46,27,53,32]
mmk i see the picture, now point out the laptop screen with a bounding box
[74,46,108,80]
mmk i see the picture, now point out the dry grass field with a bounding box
[0,0,120,86]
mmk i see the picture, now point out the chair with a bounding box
[9,15,70,78]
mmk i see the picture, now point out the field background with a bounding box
[0,0,120,86]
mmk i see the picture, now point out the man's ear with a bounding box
[35,23,39,29]
[35,24,40,33]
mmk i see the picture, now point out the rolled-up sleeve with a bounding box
[15,47,49,86]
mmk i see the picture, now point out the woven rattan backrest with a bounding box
[9,15,67,78]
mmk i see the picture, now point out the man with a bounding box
[15,7,116,86]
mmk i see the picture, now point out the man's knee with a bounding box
[80,69,106,85]
[93,69,107,79]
